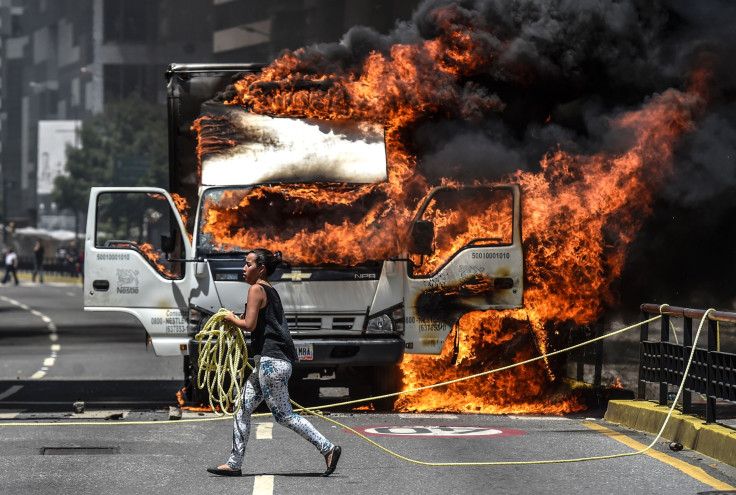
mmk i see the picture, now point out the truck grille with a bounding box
[287,316,355,330]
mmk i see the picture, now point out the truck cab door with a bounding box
[84,187,194,356]
[403,184,523,354]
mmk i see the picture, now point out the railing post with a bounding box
[706,318,717,424]
[660,313,670,406]
[638,310,650,400]
[576,327,584,382]
[682,317,692,414]
[594,322,603,388]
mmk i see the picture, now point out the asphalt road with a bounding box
[1,281,736,495]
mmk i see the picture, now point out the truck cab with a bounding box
[83,64,524,409]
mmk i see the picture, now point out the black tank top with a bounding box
[249,283,298,363]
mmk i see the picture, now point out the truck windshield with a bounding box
[196,185,394,265]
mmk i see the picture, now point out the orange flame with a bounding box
[191,13,710,414]
[176,387,229,413]
[399,86,702,413]
[171,193,191,241]
[136,242,176,278]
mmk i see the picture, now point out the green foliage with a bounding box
[52,93,167,214]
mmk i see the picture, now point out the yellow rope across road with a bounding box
[1,310,718,470]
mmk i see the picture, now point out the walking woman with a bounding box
[207,248,341,477]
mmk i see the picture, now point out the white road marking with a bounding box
[0,385,24,401]
[253,475,274,494]
[0,295,59,379]
[256,422,273,439]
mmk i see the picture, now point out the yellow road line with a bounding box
[583,421,735,491]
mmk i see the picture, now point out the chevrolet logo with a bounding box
[280,271,311,282]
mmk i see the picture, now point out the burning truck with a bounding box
[82,64,524,409]
[82,0,720,414]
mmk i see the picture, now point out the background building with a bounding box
[0,0,418,236]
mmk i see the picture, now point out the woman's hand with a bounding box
[224,311,237,327]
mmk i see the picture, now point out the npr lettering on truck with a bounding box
[83,64,524,409]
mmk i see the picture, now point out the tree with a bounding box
[52,93,168,231]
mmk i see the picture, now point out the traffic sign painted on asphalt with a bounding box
[351,425,526,438]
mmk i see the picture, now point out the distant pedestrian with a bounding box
[32,240,45,283]
[67,240,79,277]
[2,247,19,285]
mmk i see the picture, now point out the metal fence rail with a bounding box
[639,303,736,423]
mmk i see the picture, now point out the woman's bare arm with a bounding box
[224,284,266,332]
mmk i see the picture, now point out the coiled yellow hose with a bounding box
[194,308,249,416]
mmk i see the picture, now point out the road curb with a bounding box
[604,399,736,468]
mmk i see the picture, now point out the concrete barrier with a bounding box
[605,400,736,468]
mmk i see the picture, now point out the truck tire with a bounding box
[369,364,403,411]
[184,364,211,407]
[185,357,232,408]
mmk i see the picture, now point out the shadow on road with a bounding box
[0,379,184,412]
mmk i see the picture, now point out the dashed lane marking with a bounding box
[0,295,60,381]
[256,422,273,439]
[253,475,274,495]
[0,385,24,401]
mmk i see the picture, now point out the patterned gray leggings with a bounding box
[226,355,333,469]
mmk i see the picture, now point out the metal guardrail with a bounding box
[639,303,736,424]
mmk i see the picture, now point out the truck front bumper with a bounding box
[189,337,404,367]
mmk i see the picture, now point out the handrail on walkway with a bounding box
[639,303,736,424]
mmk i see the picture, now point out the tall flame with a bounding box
[193,4,710,414]
[399,86,703,413]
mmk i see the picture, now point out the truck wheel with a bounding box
[369,364,403,411]
[185,358,230,407]
[184,368,211,406]
[347,370,371,405]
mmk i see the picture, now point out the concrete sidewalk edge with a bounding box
[604,400,736,468]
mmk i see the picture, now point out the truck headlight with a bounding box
[365,314,393,333]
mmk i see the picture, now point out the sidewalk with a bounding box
[8,270,82,285]
[605,399,736,469]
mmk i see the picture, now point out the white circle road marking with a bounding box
[351,425,526,438]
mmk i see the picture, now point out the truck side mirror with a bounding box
[409,220,434,255]
[161,234,175,254]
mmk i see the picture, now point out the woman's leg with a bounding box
[225,363,264,469]
[259,356,333,455]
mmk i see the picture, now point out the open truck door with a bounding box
[403,184,523,354]
[84,187,194,356]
